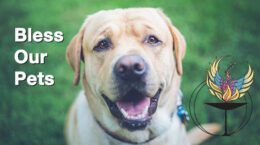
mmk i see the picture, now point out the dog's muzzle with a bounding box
[101,55,162,131]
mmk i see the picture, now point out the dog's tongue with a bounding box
[116,97,150,116]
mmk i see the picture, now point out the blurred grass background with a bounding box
[0,0,259,145]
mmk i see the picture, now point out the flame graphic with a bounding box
[206,58,254,102]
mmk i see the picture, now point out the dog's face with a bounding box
[67,8,186,143]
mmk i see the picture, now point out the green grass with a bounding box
[0,0,259,145]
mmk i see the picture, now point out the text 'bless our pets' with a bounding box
[14,28,64,86]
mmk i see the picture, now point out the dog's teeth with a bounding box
[119,105,150,120]
[144,106,149,114]
[127,115,130,119]
[140,106,149,118]
[120,108,128,118]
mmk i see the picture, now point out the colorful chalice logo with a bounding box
[206,57,254,136]
[189,57,254,136]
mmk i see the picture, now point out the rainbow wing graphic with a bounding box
[206,58,254,101]
[207,58,223,100]
[233,66,254,98]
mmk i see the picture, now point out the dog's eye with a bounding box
[93,38,112,52]
[144,35,161,46]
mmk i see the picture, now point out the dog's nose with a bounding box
[114,55,146,80]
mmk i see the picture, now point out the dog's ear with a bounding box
[66,27,85,85]
[157,9,186,75]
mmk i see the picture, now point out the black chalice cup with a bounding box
[205,102,247,136]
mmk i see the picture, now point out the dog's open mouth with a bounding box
[102,88,162,131]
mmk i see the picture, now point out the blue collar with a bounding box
[177,90,190,124]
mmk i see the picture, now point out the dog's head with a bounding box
[66,8,186,143]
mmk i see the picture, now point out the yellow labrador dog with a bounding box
[66,8,220,145]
